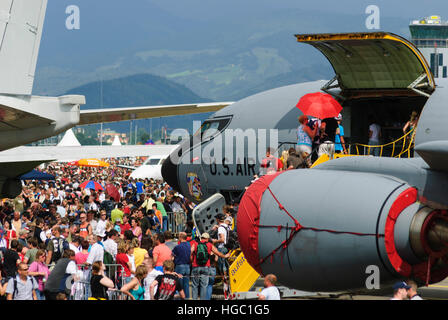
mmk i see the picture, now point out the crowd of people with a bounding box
[0,157,238,300]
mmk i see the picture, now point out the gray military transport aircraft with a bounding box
[162,32,448,295]
[5,0,448,296]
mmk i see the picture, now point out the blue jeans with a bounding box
[191,267,209,300]
[175,264,190,299]
[217,247,228,274]
[206,267,216,300]
[368,140,380,157]
[162,216,168,232]
[36,289,46,300]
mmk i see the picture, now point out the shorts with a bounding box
[296,144,312,156]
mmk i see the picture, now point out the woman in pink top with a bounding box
[75,239,90,266]
[28,250,50,300]
[130,217,142,242]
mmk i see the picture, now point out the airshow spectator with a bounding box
[89,261,114,300]
[23,237,39,264]
[75,240,90,265]
[318,116,339,159]
[390,281,411,300]
[129,217,142,242]
[172,232,191,299]
[111,203,124,225]
[368,114,382,157]
[103,230,119,259]
[406,280,423,300]
[143,254,163,300]
[3,239,21,279]
[131,237,147,268]
[297,115,317,166]
[85,230,105,265]
[334,113,347,154]
[150,260,185,300]
[190,233,230,300]
[152,233,172,273]
[120,264,148,300]
[5,262,38,300]
[258,274,281,300]
[28,250,50,300]
[164,230,177,251]
[44,249,78,300]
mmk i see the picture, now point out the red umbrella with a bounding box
[296,92,342,119]
[79,180,103,191]
[105,183,120,202]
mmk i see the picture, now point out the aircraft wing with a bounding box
[79,102,233,125]
[0,144,177,163]
[415,141,448,172]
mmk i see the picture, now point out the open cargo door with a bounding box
[295,32,435,98]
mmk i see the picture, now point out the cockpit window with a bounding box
[144,158,161,165]
[194,117,232,141]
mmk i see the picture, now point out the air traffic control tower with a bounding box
[410,15,448,80]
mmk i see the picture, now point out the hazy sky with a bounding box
[148,0,448,20]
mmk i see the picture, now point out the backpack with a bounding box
[12,276,37,299]
[195,242,209,266]
[103,250,114,265]
[221,225,239,251]
[51,238,69,262]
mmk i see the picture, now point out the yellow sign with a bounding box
[229,252,260,293]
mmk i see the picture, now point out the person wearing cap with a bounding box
[212,213,230,275]
[190,232,230,300]
[85,229,105,265]
[334,113,347,155]
[391,281,411,300]
[406,280,423,300]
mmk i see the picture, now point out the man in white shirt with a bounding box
[103,230,118,259]
[86,230,105,265]
[95,210,108,238]
[258,274,280,300]
[406,280,423,300]
[390,281,410,300]
[368,115,381,157]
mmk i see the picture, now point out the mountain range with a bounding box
[33,0,435,102]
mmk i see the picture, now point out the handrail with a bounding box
[350,127,416,158]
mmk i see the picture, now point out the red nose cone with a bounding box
[237,172,282,274]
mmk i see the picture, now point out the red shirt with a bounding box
[120,223,131,235]
[116,253,131,277]
[191,240,213,268]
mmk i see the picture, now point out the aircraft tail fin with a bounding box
[0,0,47,95]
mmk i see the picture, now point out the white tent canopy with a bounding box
[112,136,122,146]
[57,129,81,147]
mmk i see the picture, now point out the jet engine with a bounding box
[237,169,448,292]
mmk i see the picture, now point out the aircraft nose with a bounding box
[162,149,181,193]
